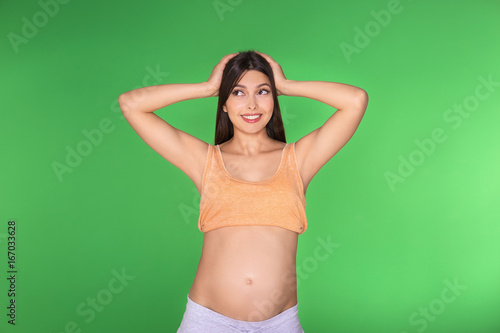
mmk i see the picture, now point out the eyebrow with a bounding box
[234,83,271,88]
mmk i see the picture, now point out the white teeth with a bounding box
[242,115,261,120]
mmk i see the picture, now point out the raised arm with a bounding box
[256,52,368,192]
[285,80,368,188]
[118,53,238,192]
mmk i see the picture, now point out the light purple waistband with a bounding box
[185,294,300,330]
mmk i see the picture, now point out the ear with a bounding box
[223,105,227,112]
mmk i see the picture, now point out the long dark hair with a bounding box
[214,51,286,145]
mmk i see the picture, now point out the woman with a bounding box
[118,51,368,332]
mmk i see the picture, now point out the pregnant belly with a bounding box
[188,226,299,322]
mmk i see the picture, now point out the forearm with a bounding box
[118,82,213,114]
[282,80,368,111]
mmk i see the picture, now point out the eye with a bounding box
[232,89,244,96]
[259,89,270,95]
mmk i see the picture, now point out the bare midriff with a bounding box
[188,225,299,322]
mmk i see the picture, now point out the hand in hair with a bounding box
[255,51,288,96]
[206,53,238,97]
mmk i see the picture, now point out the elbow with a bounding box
[118,92,134,115]
[355,88,369,112]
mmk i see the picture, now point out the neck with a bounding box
[223,130,279,156]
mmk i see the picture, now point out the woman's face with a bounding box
[223,70,274,135]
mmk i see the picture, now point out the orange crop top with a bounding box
[198,142,307,235]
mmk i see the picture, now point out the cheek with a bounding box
[225,98,244,111]
[261,97,274,110]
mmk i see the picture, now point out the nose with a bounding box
[247,96,257,110]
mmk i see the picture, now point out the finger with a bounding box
[215,53,236,67]
[255,51,274,63]
[222,53,238,62]
[258,54,281,73]
[215,54,237,70]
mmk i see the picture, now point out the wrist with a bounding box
[199,82,217,98]
[197,82,212,97]
[280,80,296,96]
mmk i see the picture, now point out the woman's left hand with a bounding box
[255,51,290,96]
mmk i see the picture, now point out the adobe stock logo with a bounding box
[246,235,340,322]
[51,64,169,182]
[213,0,243,21]
[384,74,499,192]
[7,0,71,54]
[51,267,135,333]
[400,278,467,333]
[340,0,405,63]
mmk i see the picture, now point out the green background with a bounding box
[1,0,499,332]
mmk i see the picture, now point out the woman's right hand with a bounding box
[205,53,238,97]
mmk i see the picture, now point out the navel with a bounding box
[245,278,253,285]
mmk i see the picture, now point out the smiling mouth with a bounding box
[241,114,262,123]
[242,114,261,119]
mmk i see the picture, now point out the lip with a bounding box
[241,114,262,123]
